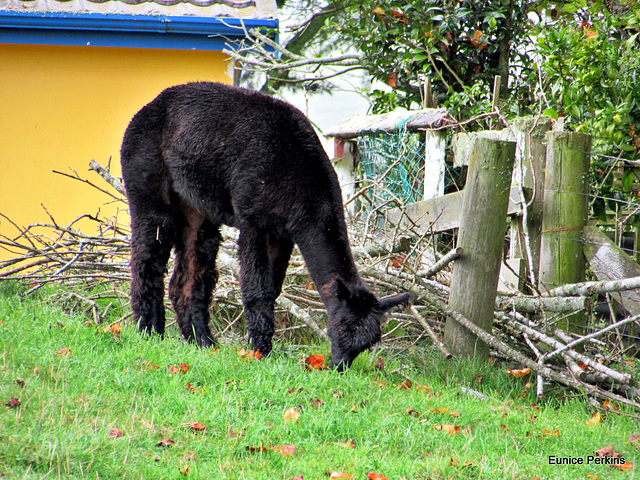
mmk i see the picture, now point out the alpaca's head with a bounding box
[324,278,411,371]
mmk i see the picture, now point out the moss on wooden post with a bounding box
[538,132,592,333]
[444,138,516,359]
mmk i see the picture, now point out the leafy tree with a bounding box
[234,0,536,120]
[329,0,534,117]
[234,1,639,159]
[535,0,640,220]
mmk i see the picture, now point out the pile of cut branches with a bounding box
[1,161,639,412]
[357,249,640,411]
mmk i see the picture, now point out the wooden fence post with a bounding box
[444,137,516,359]
[423,131,447,201]
[508,116,552,289]
[538,131,592,333]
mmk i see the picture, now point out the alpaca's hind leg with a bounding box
[238,228,279,356]
[169,208,219,348]
[130,214,175,337]
[269,235,294,297]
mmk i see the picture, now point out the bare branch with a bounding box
[89,159,125,195]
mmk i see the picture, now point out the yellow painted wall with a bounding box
[0,43,231,253]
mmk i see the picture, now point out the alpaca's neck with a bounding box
[294,223,360,297]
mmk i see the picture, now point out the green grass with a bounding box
[0,285,638,480]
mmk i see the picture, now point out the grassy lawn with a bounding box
[0,284,638,479]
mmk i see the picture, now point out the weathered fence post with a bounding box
[538,131,592,333]
[444,138,516,359]
[508,116,552,288]
[423,131,447,201]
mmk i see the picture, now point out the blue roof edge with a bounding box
[0,10,278,50]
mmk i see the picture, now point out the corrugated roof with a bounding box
[0,0,277,18]
[325,108,448,139]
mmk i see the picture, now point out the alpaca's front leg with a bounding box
[244,297,276,356]
[238,229,277,356]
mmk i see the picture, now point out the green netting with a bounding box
[356,127,425,212]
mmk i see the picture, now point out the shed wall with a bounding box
[0,43,231,249]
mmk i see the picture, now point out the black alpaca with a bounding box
[121,82,410,370]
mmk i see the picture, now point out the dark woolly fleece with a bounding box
[121,82,410,370]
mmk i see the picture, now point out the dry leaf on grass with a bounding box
[338,441,355,448]
[303,354,328,370]
[612,462,634,471]
[140,361,159,370]
[507,367,530,378]
[449,456,474,467]
[434,424,461,435]
[4,398,20,408]
[103,322,121,337]
[245,444,268,453]
[273,444,296,457]
[186,383,204,394]
[586,412,602,426]
[168,363,189,374]
[239,348,262,360]
[366,473,390,480]
[284,407,301,424]
[330,472,354,479]
[186,422,206,432]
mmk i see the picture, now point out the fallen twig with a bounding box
[89,159,125,195]
[543,275,640,297]
[277,295,329,340]
[417,247,462,278]
[409,306,451,358]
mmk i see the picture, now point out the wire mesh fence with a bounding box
[355,128,425,211]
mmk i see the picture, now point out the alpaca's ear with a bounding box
[379,292,412,313]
